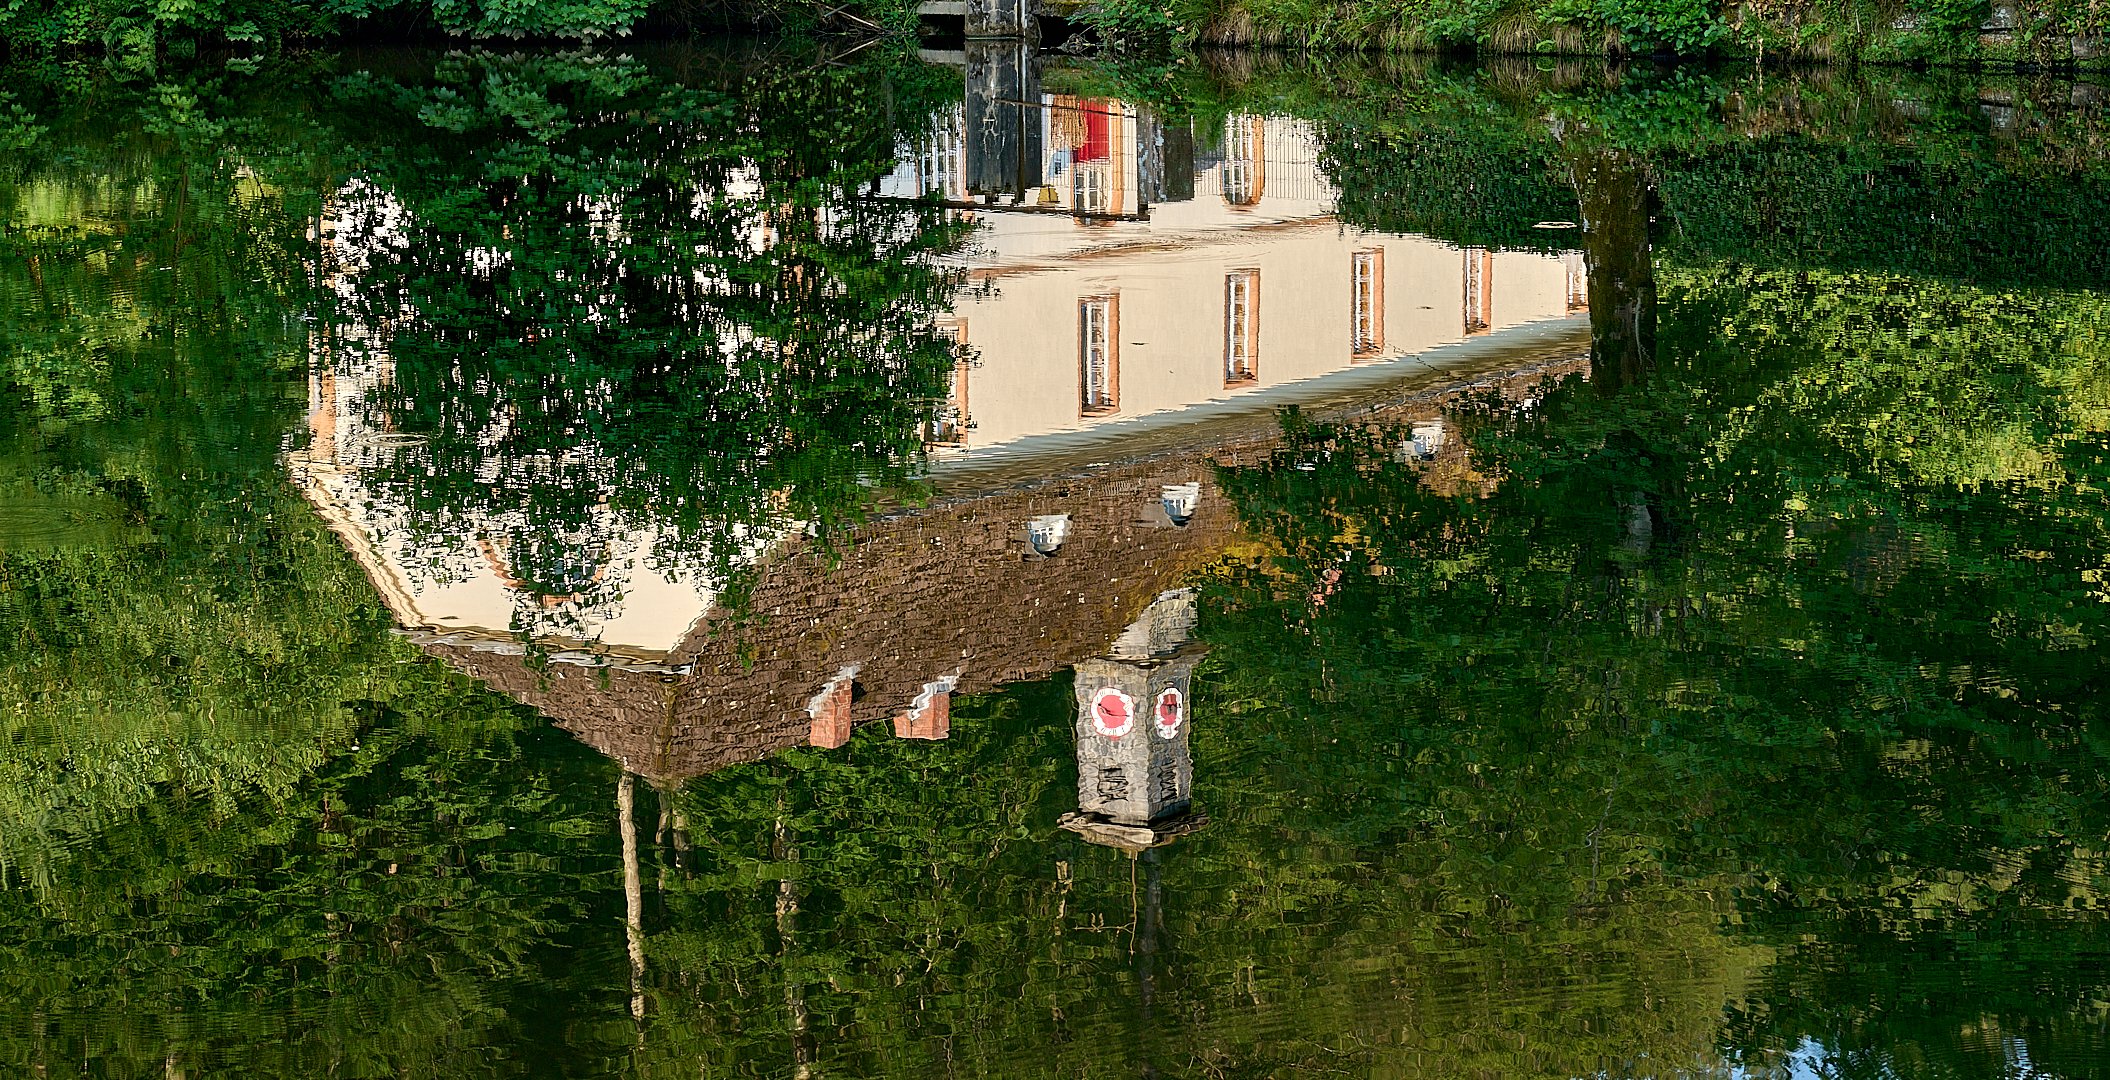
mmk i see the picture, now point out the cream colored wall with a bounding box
[1490,251,1574,332]
[947,223,1581,450]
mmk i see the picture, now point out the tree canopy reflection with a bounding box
[319,50,974,623]
[1200,262,2110,1076]
[3,48,2110,1080]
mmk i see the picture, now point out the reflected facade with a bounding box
[5,46,2110,1080]
[880,50,1588,456]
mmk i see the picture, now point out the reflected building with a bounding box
[294,349,736,667]
[289,181,745,668]
[879,53,1588,460]
[292,67,1593,790]
[297,348,1577,785]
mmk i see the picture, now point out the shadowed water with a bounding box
[3,43,2109,1079]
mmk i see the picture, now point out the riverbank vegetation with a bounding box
[6,0,2110,67]
[1098,0,2109,67]
[0,41,964,880]
[0,0,919,53]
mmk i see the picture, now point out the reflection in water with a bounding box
[295,46,1593,683]
[879,47,1589,459]
[408,354,1559,782]
[292,49,972,660]
[1063,588,1208,852]
[1569,144,1657,390]
[5,46,2110,1080]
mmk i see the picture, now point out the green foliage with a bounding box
[1296,60,2110,288]
[1075,0,1188,47]
[6,43,2110,1080]
[0,0,920,51]
[0,689,631,1078]
[0,58,636,1077]
[1198,258,2110,1073]
[0,65,375,882]
[1166,0,2104,62]
[427,0,653,37]
[320,48,971,610]
[1540,0,1727,52]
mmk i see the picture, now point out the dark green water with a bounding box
[3,43,2109,1078]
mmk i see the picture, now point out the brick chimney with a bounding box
[893,677,958,741]
[806,667,859,749]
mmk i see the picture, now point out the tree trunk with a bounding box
[619,772,646,1025]
[1572,148,1658,394]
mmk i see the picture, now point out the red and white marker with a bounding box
[1091,687,1135,738]
[1154,687,1184,739]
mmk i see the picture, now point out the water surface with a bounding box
[3,45,2109,1078]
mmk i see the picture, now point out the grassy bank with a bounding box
[1087,0,2110,68]
[0,0,920,53]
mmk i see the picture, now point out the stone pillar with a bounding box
[1061,589,1209,851]
[1072,649,1200,826]
[963,39,1043,199]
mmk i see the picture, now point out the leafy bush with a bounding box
[1541,0,1727,52]
[1075,0,1185,45]
[0,0,905,50]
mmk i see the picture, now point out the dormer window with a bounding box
[914,107,966,200]
[1074,161,1111,213]
[1159,483,1201,526]
[1027,514,1071,556]
[1222,116,1266,208]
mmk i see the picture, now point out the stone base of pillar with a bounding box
[1057,810,1209,854]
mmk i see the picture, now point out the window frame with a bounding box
[1224,269,1260,387]
[1351,248,1385,359]
[1079,295,1120,416]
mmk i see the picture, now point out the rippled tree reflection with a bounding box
[321,50,975,631]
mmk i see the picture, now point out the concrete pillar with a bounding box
[1072,649,1200,827]
[963,39,1043,199]
[965,0,1036,39]
[1070,588,1203,824]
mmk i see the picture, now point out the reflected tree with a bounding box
[0,62,637,1079]
[322,50,976,619]
[1202,251,2110,1074]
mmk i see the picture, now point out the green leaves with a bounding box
[320,50,970,613]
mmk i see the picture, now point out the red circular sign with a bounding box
[1091,687,1135,738]
[1154,687,1184,739]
